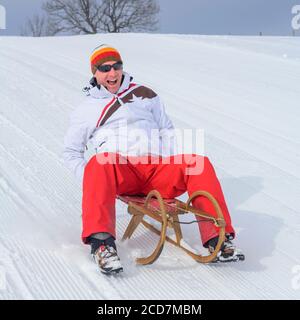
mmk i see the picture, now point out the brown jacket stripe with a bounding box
[98,85,157,127]
[99,99,121,126]
[121,86,157,104]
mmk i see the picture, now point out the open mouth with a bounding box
[107,79,118,85]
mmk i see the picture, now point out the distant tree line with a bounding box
[21,0,159,36]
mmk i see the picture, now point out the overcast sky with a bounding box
[0,0,299,36]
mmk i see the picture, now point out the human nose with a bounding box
[108,67,117,75]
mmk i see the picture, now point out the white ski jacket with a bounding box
[63,72,176,182]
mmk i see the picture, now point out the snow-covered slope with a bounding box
[0,33,299,299]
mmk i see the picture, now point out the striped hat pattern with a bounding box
[90,44,122,74]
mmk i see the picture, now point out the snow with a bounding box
[0,33,300,299]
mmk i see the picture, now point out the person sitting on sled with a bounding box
[63,44,244,275]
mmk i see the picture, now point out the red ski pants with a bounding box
[82,153,235,246]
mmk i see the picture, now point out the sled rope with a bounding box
[172,219,214,224]
[147,203,219,226]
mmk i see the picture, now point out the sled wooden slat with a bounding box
[118,190,226,265]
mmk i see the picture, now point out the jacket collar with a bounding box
[89,72,132,99]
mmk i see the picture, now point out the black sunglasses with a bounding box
[97,61,123,73]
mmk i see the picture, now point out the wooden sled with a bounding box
[118,190,226,265]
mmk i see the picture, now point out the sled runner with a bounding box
[118,190,226,265]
